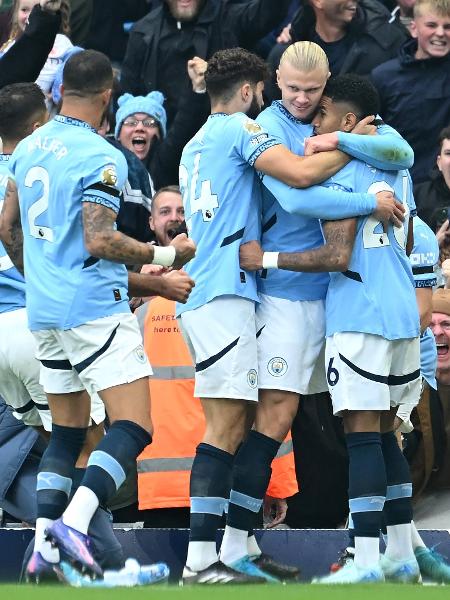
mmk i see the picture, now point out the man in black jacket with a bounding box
[289,0,408,75]
[120,0,291,125]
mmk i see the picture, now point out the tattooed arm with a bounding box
[240,219,357,272]
[83,201,195,269]
[0,179,24,276]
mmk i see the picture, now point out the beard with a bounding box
[246,94,263,120]
[165,0,205,21]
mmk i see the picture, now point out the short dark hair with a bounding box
[439,126,450,152]
[63,50,113,98]
[205,48,270,103]
[151,185,181,209]
[323,74,380,120]
[0,82,46,142]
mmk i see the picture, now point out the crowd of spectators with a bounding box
[0,0,450,535]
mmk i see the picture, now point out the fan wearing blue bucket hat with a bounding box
[115,91,167,162]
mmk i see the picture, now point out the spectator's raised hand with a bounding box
[188,56,208,93]
[436,220,450,248]
[276,24,292,44]
[39,0,61,13]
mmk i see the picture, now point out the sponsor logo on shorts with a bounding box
[134,345,146,363]
[267,357,287,377]
[247,369,258,388]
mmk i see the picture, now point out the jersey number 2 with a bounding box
[26,166,53,242]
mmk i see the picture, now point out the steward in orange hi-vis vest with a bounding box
[136,297,298,511]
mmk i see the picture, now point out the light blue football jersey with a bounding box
[9,115,129,331]
[177,112,280,315]
[0,154,25,314]
[256,101,414,302]
[326,163,420,340]
[410,216,439,389]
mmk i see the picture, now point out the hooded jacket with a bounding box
[290,0,407,75]
[371,39,450,184]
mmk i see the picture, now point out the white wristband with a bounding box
[150,244,176,267]
[262,251,279,269]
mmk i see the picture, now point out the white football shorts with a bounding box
[34,312,152,398]
[256,294,327,395]
[0,308,105,430]
[325,332,421,416]
[178,295,258,401]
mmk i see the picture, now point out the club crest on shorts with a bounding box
[134,345,146,363]
[247,369,258,388]
[267,357,288,377]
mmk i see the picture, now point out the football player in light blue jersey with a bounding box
[0,50,195,583]
[178,47,405,585]
[0,83,53,435]
[242,74,422,584]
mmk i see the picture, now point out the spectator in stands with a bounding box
[120,0,291,126]
[115,56,208,188]
[371,0,450,184]
[415,126,450,234]
[0,0,62,88]
[85,0,148,64]
[1,0,72,106]
[271,0,407,77]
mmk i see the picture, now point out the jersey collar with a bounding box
[0,154,11,162]
[272,100,310,125]
[54,114,97,133]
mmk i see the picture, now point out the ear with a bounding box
[102,88,112,105]
[343,112,357,132]
[59,83,65,98]
[149,215,155,232]
[437,154,442,173]
[241,82,252,101]
[31,110,49,132]
[276,68,281,89]
[410,20,418,39]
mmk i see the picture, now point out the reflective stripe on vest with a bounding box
[150,365,195,380]
[137,439,293,474]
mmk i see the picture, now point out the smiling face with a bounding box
[312,0,358,26]
[411,8,450,59]
[277,61,329,122]
[17,0,39,31]
[150,190,185,247]
[118,112,160,161]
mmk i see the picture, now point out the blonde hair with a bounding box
[414,0,450,18]
[279,41,329,73]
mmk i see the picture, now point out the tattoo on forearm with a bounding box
[278,219,356,273]
[1,180,24,275]
[83,201,152,265]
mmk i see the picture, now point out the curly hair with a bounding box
[205,48,270,103]
[323,74,380,121]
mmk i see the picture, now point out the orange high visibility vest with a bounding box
[137,297,298,511]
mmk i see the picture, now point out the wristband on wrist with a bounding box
[150,244,176,267]
[262,251,279,269]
